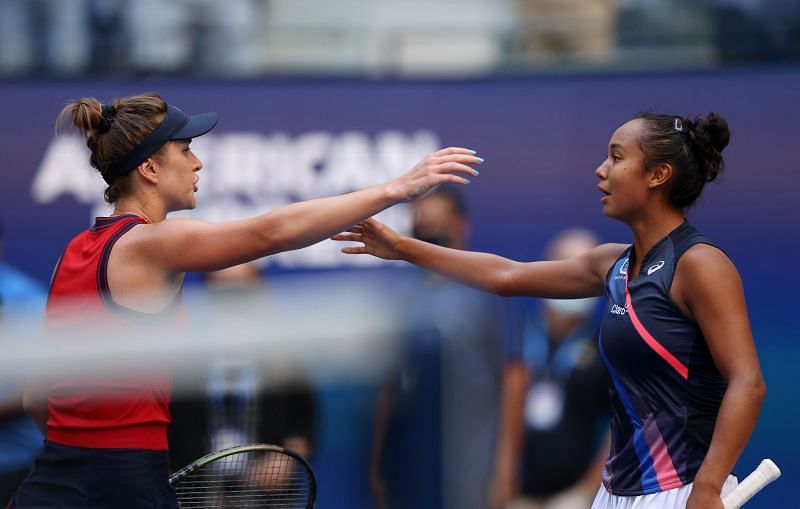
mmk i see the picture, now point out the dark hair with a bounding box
[635,112,731,209]
[56,92,168,203]
[425,185,468,218]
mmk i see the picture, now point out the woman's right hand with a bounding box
[390,147,481,202]
[332,218,405,260]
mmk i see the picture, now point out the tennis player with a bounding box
[11,92,480,509]
[334,112,766,509]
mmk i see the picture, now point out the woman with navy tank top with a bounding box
[12,92,481,509]
[335,112,765,509]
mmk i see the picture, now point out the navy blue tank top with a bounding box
[598,222,727,495]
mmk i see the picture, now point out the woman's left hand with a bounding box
[686,484,723,509]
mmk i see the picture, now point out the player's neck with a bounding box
[628,208,684,276]
[113,197,164,224]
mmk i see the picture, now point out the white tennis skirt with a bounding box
[591,475,738,509]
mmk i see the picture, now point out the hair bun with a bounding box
[57,97,105,138]
[693,112,730,153]
[689,112,730,182]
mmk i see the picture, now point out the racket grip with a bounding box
[721,459,781,509]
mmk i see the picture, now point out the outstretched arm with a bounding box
[131,148,480,273]
[676,245,766,509]
[334,218,627,298]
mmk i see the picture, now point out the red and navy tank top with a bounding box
[44,214,186,450]
[598,221,727,495]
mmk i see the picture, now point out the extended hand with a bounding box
[393,147,481,202]
[332,218,404,260]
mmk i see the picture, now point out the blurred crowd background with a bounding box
[1,0,800,77]
[1,1,799,509]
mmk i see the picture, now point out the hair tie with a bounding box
[99,104,116,134]
[674,117,683,132]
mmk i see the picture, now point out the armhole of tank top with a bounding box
[604,247,630,294]
[97,220,184,323]
[671,239,729,278]
[667,239,728,324]
[97,219,140,311]
[46,249,68,300]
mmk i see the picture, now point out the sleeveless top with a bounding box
[45,215,186,450]
[598,222,727,495]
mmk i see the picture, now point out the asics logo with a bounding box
[647,261,665,275]
[614,258,630,280]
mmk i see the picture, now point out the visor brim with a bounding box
[171,112,218,140]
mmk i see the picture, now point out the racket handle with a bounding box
[721,459,781,509]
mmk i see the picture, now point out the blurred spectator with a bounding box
[615,0,713,56]
[369,187,519,509]
[88,0,128,74]
[514,0,617,63]
[0,219,46,506]
[0,0,90,75]
[760,0,800,58]
[712,0,779,63]
[169,263,316,472]
[123,0,268,75]
[493,229,610,509]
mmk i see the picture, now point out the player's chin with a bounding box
[182,195,198,210]
[600,204,622,221]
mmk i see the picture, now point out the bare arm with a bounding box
[22,379,49,435]
[675,245,766,509]
[369,382,395,509]
[488,361,528,509]
[579,432,610,494]
[335,218,627,298]
[136,148,479,272]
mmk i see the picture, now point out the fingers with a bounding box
[435,152,484,164]
[435,161,480,177]
[428,153,483,183]
[433,147,478,157]
[332,232,367,255]
[341,246,367,255]
[431,153,483,170]
[429,149,484,170]
[331,232,362,242]
[434,174,472,186]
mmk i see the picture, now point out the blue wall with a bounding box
[1,69,797,506]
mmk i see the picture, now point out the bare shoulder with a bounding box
[585,242,630,278]
[677,243,740,283]
[130,217,209,238]
[114,217,211,257]
[673,244,744,319]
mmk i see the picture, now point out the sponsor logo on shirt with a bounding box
[610,304,628,316]
[647,260,665,275]
[614,258,629,280]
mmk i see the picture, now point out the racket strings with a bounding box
[173,451,313,508]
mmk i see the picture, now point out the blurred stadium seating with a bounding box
[0,0,798,77]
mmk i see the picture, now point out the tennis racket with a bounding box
[169,444,316,509]
[721,459,781,508]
